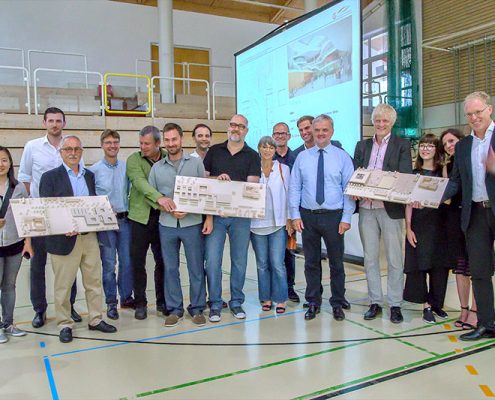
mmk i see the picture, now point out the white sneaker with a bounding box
[208,309,221,323]
[4,325,27,337]
[230,306,246,319]
[0,332,8,343]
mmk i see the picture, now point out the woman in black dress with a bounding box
[404,134,450,324]
[440,129,477,329]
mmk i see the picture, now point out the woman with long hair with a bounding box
[440,128,477,329]
[0,146,33,343]
[404,134,450,324]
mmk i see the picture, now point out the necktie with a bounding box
[316,148,325,205]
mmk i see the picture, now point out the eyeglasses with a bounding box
[465,106,488,119]
[419,144,436,151]
[273,132,288,136]
[229,122,247,130]
[61,147,83,153]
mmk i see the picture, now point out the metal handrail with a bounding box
[0,47,25,68]
[0,65,31,114]
[28,49,88,88]
[151,76,210,119]
[33,68,103,116]
[212,81,234,120]
[103,72,151,115]
[183,63,232,94]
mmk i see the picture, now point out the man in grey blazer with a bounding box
[353,104,412,323]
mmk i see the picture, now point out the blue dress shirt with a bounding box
[89,159,129,212]
[288,143,355,223]
[62,162,89,197]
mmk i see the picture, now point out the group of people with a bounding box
[0,89,493,345]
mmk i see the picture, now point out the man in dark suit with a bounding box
[353,104,412,324]
[39,135,117,343]
[443,91,495,341]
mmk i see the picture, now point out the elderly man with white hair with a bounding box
[353,104,412,324]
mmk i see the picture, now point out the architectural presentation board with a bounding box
[173,176,266,218]
[10,196,118,237]
[344,168,449,208]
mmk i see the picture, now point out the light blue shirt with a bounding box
[288,143,355,223]
[89,159,128,212]
[62,162,89,197]
[470,121,494,202]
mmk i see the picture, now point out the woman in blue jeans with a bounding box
[0,146,33,343]
[251,137,292,313]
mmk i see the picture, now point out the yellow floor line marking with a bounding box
[455,348,463,353]
[448,335,458,343]
[465,365,478,375]
[443,324,451,329]
[480,385,495,397]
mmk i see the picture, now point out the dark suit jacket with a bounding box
[39,164,96,255]
[353,134,413,219]
[443,133,495,232]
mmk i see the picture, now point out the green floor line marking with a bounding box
[392,317,458,335]
[292,339,495,400]
[346,318,440,357]
[135,341,367,398]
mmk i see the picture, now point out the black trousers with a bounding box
[284,249,295,289]
[465,206,495,329]
[403,267,449,308]
[30,236,77,313]
[300,208,345,307]
[130,209,165,308]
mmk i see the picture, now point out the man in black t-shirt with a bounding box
[203,114,261,322]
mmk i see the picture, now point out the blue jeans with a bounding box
[98,217,133,305]
[205,216,251,310]
[159,224,206,316]
[251,228,288,304]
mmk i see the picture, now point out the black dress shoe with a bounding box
[120,298,136,309]
[32,312,46,328]
[364,304,382,320]
[333,306,345,321]
[459,326,495,341]
[59,327,73,343]
[288,288,300,303]
[89,321,117,333]
[390,306,404,324]
[135,306,147,320]
[342,299,351,310]
[304,305,320,320]
[71,307,82,323]
[107,305,119,320]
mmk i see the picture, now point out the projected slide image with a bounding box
[287,16,352,98]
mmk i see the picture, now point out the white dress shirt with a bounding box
[471,121,495,201]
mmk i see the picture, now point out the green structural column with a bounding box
[387,0,420,139]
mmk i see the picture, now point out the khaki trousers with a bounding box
[50,233,103,329]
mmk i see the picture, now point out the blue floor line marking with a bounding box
[50,309,306,358]
[40,341,46,348]
[43,356,59,400]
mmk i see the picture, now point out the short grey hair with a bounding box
[464,91,492,107]
[272,122,290,132]
[139,125,161,141]
[59,135,82,150]
[231,114,249,126]
[372,104,397,125]
[313,114,334,128]
[258,136,277,150]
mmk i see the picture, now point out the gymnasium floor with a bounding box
[2,244,495,400]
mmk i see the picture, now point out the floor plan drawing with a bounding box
[173,176,266,218]
[10,196,118,237]
[344,168,449,208]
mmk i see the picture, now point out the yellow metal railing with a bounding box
[103,72,151,115]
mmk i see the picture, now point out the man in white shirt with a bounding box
[18,107,80,328]
[190,123,212,159]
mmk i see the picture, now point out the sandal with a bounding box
[462,309,478,330]
[262,302,272,311]
[275,304,286,314]
[454,306,469,328]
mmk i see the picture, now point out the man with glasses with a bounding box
[443,91,495,340]
[18,107,81,329]
[203,114,261,322]
[89,130,133,320]
[272,122,299,303]
[353,103,412,324]
[39,135,117,343]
